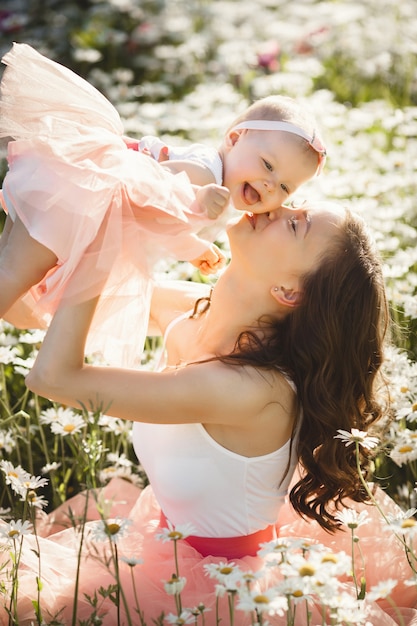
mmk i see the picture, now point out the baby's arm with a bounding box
[160,158,215,186]
[161,160,230,219]
[126,136,230,219]
[195,184,230,220]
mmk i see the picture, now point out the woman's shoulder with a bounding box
[169,359,297,431]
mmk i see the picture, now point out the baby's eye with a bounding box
[281,183,289,194]
[263,159,273,172]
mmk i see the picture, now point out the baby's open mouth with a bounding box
[243,183,260,205]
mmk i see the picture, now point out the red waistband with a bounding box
[159,511,276,559]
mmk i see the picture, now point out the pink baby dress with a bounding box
[0,43,219,366]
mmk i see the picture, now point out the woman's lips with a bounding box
[246,213,256,229]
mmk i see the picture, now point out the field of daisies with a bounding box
[0,0,416,624]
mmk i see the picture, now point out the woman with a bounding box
[6,203,417,624]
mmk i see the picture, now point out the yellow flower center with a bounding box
[63,424,76,433]
[412,401,417,411]
[399,445,414,454]
[253,594,269,604]
[107,523,121,535]
[8,530,20,539]
[400,386,409,393]
[292,589,304,598]
[321,553,338,563]
[299,564,316,576]
[168,530,183,540]
[401,519,416,529]
[219,566,234,575]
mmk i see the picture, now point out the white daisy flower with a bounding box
[390,441,417,466]
[0,519,33,543]
[21,491,49,510]
[41,462,61,474]
[163,574,187,595]
[164,610,195,624]
[106,452,133,468]
[0,429,16,455]
[120,556,144,567]
[366,578,399,601]
[204,562,244,592]
[155,520,196,542]
[39,406,81,425]
[0,461,31,494]
[21,475,49,491]
[50,412,86,436]
[257,536,303,558]
[334,508,370,529]
[335,428,379,450]
[385,514,417,539]
[236,587,287,615]
[0,345,18,365]
[91,517,132,544]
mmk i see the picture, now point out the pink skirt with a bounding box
[0,43,212,366]
[1,478,416,625]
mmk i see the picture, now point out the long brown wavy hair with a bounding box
[215,208,390,532]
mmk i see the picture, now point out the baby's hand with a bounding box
[196,184,230,220]
[190,243,226,276]
[124,136,170,162]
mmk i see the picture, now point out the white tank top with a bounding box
[132,420,298,537]
[133,311,299,537]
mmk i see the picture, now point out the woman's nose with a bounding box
[285,203,304,214]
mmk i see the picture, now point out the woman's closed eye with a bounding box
[280,183,289,195]
[289,215,298,232]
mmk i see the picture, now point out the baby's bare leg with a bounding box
[0,216,57,319]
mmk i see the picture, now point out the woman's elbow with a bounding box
[26,362,57,399]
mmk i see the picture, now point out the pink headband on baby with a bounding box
[232,120,327,176]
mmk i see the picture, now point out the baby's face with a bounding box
[222,129,318,214]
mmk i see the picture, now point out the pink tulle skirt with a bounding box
[1,478,416,626]
[0,43,211,366]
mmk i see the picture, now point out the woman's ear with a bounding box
[271,285,302,308]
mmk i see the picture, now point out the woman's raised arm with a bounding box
[25,292,281,430]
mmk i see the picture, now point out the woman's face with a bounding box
[227,203,345,289]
